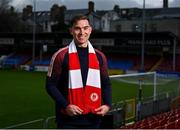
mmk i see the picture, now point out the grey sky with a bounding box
[10,0,180,12]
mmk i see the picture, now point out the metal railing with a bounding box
[3,118,44,129]
[43,116,55,129]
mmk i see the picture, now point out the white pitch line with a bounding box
[3,118,44,129]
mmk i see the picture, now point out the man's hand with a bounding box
[95,105,110,116]
[65,104,83,116]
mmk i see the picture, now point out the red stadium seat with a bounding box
[168,115,177,123]
[176,114,180,120]
[176,119,180,128]
[159,118,168,126]
[155,125,165,129]
[149,121,159,129]
[140,124,149,129]
[165,121,176,129]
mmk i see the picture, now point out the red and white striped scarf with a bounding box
[68,40,101,114]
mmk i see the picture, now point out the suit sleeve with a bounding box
[46,53,69,109]
[100,53,112,108]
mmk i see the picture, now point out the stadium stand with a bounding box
[0,55,7,64]
[107,53,160,71]
[107,53,180,73]
[119,107,180,129]
[107,59,133,70]
[0,32,179,129]
[156,54,180,72]
[2,52,31,67]
[32,54,51,66]
[32,59,51,66]
[176,55,180,72]
[132,55,160,71]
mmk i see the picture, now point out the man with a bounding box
[46,14,112,129]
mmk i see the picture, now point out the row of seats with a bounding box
[32,54,51,66]
[107,54,180,72]
[107,54,160,71]
[32,59,51,66]
[1,53,52,66]
[120,108,180,129]
[2,53,30,66]
[157,54,180,72]
[2,52,180,73]
[107,59,133,70]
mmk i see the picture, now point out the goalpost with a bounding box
[110,71,180,103]
[110,71,157,101]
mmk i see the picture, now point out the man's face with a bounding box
[70,19,92,45]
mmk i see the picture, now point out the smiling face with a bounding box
[70,19,92,47]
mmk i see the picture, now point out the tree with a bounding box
[113,5,120,13]
[0,0,27,32]
[0,0,12,10]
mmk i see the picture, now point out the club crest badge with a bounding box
[90,92,98,102]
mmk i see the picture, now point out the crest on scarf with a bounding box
[90,92,98,102]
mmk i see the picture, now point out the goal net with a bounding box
[110,71,180,103]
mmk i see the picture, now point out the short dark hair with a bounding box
[70,14,91,27]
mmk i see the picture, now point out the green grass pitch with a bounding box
[0,69,179,128]
[0,70,54,128]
